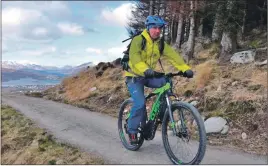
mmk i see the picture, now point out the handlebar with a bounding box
[147,71,185,78]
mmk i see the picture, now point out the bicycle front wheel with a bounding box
[162,101,206,165]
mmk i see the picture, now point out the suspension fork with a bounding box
[165,93,177,135]
[179,109,188,134]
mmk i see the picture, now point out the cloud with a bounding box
[20,46,57,56]
[2,1,70,19]
[57,22,85,35]
[16,60,39,65]
[107,46,126,57]
[2,7,59,43]
[86,47,102,55]
[2,2,87,44]
[2,7,43,26]
[101,3,135,26]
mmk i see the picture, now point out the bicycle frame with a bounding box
[144,77,179,136]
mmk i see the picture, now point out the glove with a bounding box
[144,69,155,77]
[183,69,194,78]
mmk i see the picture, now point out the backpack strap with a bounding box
[141,35,146,50]
[158,36,165,72]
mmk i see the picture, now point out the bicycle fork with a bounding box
[165,94,177,135]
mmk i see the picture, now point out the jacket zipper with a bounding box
[150,41,154,68]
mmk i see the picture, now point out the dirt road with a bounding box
[2,93,267,164]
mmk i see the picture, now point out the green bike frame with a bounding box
[145,82,178,135]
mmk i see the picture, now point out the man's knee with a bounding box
[147,77,167,88]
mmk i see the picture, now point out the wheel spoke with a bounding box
[162,101,206,164]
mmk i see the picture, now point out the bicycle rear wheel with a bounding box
[118,98,144,151]
[162,101,206,165]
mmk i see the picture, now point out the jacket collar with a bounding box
[141,29,160,44]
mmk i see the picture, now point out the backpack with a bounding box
[120,32,165,72]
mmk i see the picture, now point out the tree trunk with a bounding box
[212,2,224,42]
[219,32,237,63]
[198,18,203,38]
[184,18,190,43]
[241,1,247,40]
[185,0,196,62]
[175,4,184,48]
[149,0,154,15]
[219,1,238,63]
[260,0,266,28]
[170,13,175,44]
[156,0,161,15]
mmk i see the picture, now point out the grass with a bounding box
[193,60,216,89]
[1,105,105,165]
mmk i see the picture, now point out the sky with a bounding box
[2,1,137,67]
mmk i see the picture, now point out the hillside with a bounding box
[27,29,267,156]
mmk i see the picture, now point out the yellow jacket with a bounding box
[125,29,191,77]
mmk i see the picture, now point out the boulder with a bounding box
[230,50,256,64]
[204,117,227,133]
[112,58,122,66]
[220,125,229,134]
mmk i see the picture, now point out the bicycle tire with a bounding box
[162,101,206,165]
[118,98,144,151]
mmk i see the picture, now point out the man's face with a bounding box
[149,25,162,40]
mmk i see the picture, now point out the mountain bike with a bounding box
[117,72,206,165]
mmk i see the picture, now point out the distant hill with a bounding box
[2,61,94,82]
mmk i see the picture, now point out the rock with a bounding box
[255,59,267,66]
[190,100,199,106]
[232,81,238,86]
[220,125,229,134]
[56,159,64,165]
[217,85,222,91]
[31,140,39,148]
[230,50,256,64]
[251,28,262,35]
[242,132,247,139]
[204,117,227,133]
[90,87,97,92]
[112,58,122,66]
[107,95,114,103]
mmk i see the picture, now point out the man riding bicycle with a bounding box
[124,15,194,144]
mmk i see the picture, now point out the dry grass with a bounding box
[196,42,219,60]
[62,70,96,101]
[250,69,267,88]
[232,89,264,101]
[1,105,105,165]
[193,60,216,89]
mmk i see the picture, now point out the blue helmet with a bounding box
[145,15,167,29]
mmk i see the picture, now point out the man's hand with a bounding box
[183,69,194,78]
[144,69,155,77]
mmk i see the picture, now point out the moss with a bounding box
[204,96,223,112]
[224,100,256,120]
